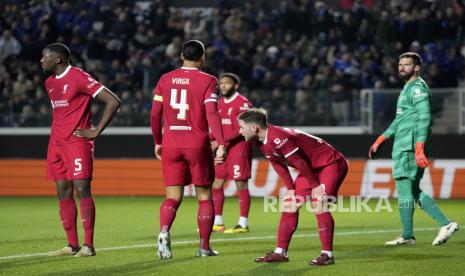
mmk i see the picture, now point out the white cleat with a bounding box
[74,245,96,257]
[197,248,219,257]
[48,246,80,256]
[385,236,416,245]
[157,232,172,259]
[432,221,459,245]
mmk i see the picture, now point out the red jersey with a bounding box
[218,92,252,151]
[257,125,344,170]
[46,65,104,145]
[152,67,221,148]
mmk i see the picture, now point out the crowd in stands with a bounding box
[1,0,464,127]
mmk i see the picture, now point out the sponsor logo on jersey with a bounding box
[221,118,232,125]
[275,137,289,149]
[53,100,69,107]
[87,77,99,88]
[48,88,55,93]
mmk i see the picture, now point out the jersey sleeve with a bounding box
[411,85,431,143]
[151,82,163,144]
[204,78,219,104]
[76,69,104,97]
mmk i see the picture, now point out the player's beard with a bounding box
[221,87,235,98]
[398,70,414,82]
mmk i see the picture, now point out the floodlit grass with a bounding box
[0,197,463,275]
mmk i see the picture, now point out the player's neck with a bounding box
[404,75,418,85]
[55,64,70,76]
[181,60,201,69]
[258,127,267,142]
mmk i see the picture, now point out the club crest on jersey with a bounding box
[62,84,69,94]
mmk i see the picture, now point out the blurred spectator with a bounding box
[0,29,21,63]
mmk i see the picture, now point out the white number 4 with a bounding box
[170,89,189,120]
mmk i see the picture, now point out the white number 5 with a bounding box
[74,158,82,172]
[170,89,189,120]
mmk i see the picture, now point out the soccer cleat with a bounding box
[255,251,289,263]
[197,248,219,257]
[74,245,96,257]
[212,224,225,232]
[224,225,249,234]
[309,253,335,266]
[157,232,172,259]
[47,245,80,256]
[432,221,459,245]
[385,236,416,245]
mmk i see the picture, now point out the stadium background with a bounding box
[0,0,464,198]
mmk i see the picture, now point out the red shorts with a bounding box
[295,158,348,199]
[215,154,251,181]
[162,147,214,186]
[47,140,94,181]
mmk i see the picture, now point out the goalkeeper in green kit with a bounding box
[368,52,459,246]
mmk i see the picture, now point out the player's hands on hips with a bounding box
[73,127,100,139]
[154,144,162,160]
[415,142,429,168]
[368,134,386,159]
[214,144,226,165]
[311,184,327,201]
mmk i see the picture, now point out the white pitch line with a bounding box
[0,227,437,261]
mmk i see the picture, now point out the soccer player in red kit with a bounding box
[238,108,348,266]
[41,43,121,257]
[210,73,253,233]
[151,40,225,259]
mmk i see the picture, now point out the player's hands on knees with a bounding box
[214,144,226,165]
[282,190,304,213]
[73,127,100,139]
[415,142,430,168]
[311,184,327,202]
[154,144,162,160]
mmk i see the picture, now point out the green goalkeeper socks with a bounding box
[418,192,450,226]
[398,198,415,239]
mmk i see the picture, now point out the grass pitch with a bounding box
[0,196,463,275]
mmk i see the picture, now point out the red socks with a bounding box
[198,200,214,250]
[79,197,96,247]
[277,212,299,250]
[316,212,334,251]
[212,188,224,216]
[238,189,250,218]
[59,198,79,248]
[159,198,180,232]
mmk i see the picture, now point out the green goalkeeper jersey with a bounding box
[382,77,432,179]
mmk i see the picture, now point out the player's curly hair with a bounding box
[44,43,71,63]
[399,52,422,67]
[220,73,240,85]
[182,40,205,61]
[237,108,268,128]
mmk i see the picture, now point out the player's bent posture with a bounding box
[211,73,253,233]
[151,40,225,259]
[42,43,121,257]
[238,108,347,266]
[369,52,459,246]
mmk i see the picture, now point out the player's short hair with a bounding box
[44,43,71,62]
[237,108,268,128]
[182,40,205,61]
[399,52,422,67]
[220,73,240,85]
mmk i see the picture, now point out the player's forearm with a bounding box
[94,89,121,135]
[287,155,319,189]
[206,102,225,145]
[414,100,432,143]
[150,101,163,144]
[271,161,294,190]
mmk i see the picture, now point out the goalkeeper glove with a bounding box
[368,134,386,159]
[415,142,430,168]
